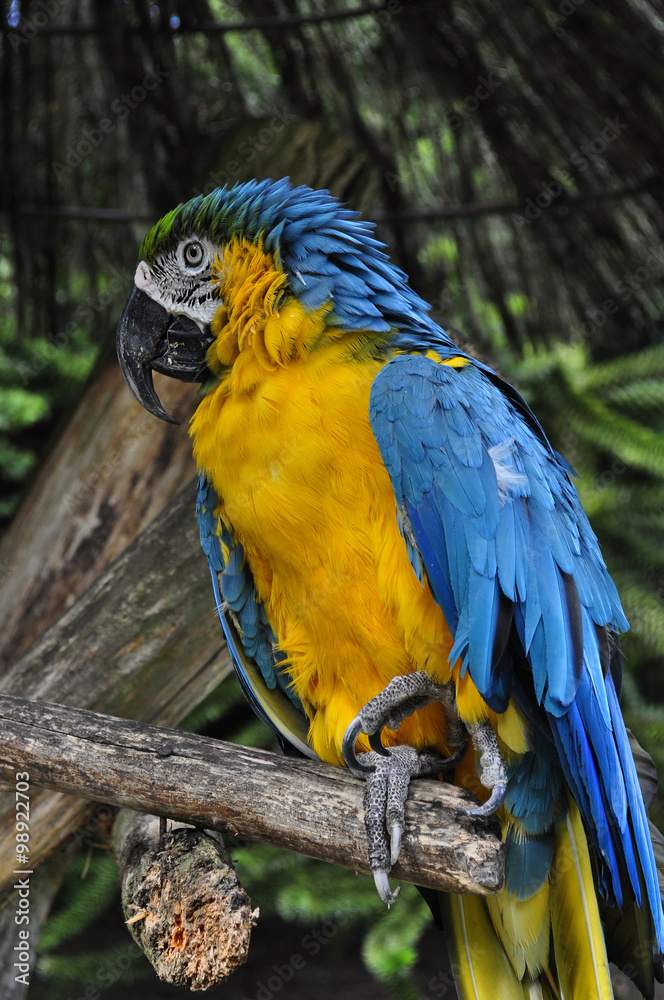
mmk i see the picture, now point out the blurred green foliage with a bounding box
[0,239,101,524]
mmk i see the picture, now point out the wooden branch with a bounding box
[113,812,257,991]
[0,695,504,897]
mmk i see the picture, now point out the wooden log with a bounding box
[0,694,505,897]
[0,481,225,717]
[113,811,258,991]
[0,369,201,668]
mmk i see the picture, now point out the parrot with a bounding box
[117,177,664,999]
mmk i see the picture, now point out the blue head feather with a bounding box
[139,177,452,348]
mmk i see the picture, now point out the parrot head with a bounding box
[117,177,436,422]
[116,230,219,423]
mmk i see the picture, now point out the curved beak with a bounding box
[116,286,214,424]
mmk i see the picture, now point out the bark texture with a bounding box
[113,812,258,991]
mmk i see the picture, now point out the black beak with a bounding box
[116,286,215,424]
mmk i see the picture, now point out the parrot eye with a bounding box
[181,240,205,270]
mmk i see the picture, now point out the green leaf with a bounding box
[38,851,120,952]
[0,387,50,430]
[361,884,431,980]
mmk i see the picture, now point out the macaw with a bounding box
[117,177,664,999]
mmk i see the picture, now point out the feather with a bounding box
[487,880,551,978]
[136,179,664,1000]
[504,827,555,899]
[550,797,613,1000]
[607,674,663,945]
[550,702,622,905]
[602,873,657,1000]
[209,567,315,760]
[504,750,561,836]
[440,894,528,1000]
[196,474,313,758]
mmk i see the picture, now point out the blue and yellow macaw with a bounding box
[117,177,664,999]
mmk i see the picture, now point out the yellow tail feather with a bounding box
[524,975,559,1000]
[441,894,529,999]
[549,796,613,999]
[487,880,551,979]
[443,795,614,999]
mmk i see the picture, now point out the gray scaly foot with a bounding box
[461,721,508,817]
[342,670,508,905]
[359,745,450,904]
[342,670,468,774]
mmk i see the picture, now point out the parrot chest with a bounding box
[191,347,457,761]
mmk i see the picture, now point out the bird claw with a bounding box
[462,781,507,816]
[343,715,468,775]
[361,745,449,905]
[368,726,468,773]
[389,820,402,866]
[462,721,508,817]
[343,672,509,907]
[342,717,376,774]
[369,730,392,757]
[342,671,467,775]
[438,733,469,769]
[373,869,401,906]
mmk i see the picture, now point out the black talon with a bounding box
[369,730,391,757]
[343,718,376,775]
[439,733,469,769]
[461,781,507,817]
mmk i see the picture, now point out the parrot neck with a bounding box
[204,236,387,396]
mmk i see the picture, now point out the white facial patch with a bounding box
[134,260,155,293]
[489,438,528,504]
[133,253,222,327]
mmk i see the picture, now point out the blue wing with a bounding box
[369,352,662,946]
[196,474,315,760]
